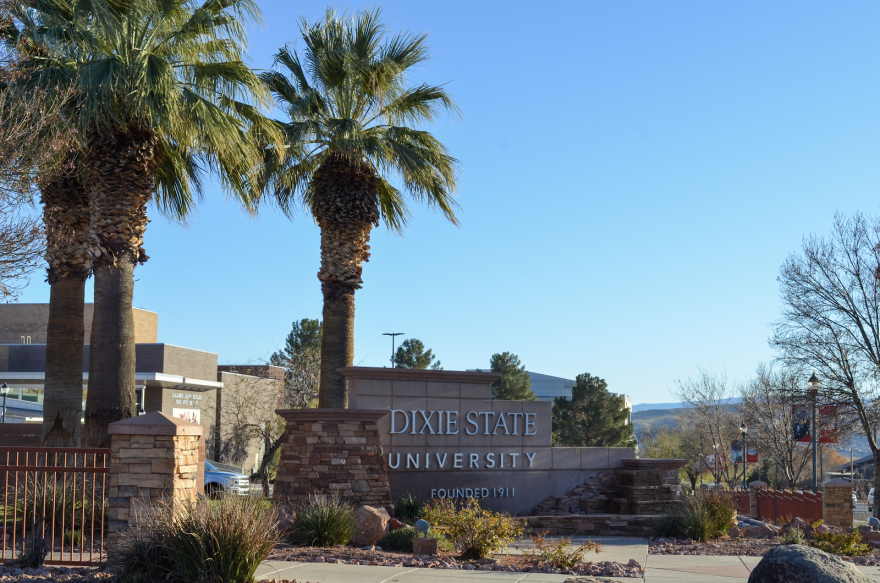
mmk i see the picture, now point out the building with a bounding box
[469,368,632,422]
[0,303,282,475]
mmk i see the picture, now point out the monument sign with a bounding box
[342,367,634,514]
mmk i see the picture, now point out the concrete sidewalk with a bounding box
[255,538,880,582]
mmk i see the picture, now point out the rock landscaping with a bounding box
[0,562,113,583]
[268,543,645,577]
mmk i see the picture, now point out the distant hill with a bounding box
[631,402,685,412]
[631,408,681,435]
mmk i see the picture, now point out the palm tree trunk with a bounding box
[43,276,86,446]
[83,262,137,447]
[41,165,90,447]
[319,283,354,408]
[82,127,160,447]
[312,155,380,408]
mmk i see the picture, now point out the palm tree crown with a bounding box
[262,7,460,232]
[21,0,277,215]
[262,8,460,408]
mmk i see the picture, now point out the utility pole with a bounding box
[382,333,404,368]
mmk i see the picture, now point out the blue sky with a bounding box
[16,1,880,405]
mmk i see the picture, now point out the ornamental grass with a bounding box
[114,495,280,583]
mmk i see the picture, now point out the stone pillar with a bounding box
[822,478,853,529]
[274,409,392,511]
[749,481,768,519]
[106,412,203,549]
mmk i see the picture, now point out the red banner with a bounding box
[732,441,758,463]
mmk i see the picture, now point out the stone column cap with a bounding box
[276,408,389,422]
[108,411,204,436]
[822,478,853,488]
[748,480,768,488]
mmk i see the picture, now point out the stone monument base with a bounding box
[273,409,392,511]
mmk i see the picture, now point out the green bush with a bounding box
[114,495,280,583]
[652,512,683,538]
[293,495,356,547]
[651,491,737,542]
[777,528,805,545]
[423,497,524,559]
[393,494,424,524]
[63,529,82,545]
[376,527,453,552]
[810,530,871,556]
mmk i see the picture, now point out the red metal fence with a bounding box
[729,489,750,516]
[755,488,823,524]
[1,447,110,566]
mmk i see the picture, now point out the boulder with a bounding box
[748,545,872,583]
[353,505,390,546]
[816,524,842,535]
[781,518,815,539]
[743,524,777,539]
[388,518,407,532]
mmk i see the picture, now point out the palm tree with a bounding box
[261,9,460,408]
[24,0,278,446]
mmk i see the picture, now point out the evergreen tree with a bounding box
[552,373,635,447]
[270,319,323,364]
[393,339,442,370]
[490,352,537,400]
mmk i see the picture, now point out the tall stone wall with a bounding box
[274,409,392,510]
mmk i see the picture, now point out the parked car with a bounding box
[869,487,875,511]
[204,461,250,498]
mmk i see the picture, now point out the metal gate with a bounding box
[1,447,110,566]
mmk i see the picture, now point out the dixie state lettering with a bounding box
[389,410,537,436]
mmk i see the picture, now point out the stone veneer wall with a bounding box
[525,514,658,537]
[106,412,202,550]
[532,460,684,516]
[274,409,392,510]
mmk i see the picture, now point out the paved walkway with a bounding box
[255,538,880,582]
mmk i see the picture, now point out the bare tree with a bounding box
[674,368,746,487]
[772,212,880,516]
[216,366,285,496]
[739,364,813,488]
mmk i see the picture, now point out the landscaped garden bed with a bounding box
[268,543,645,577]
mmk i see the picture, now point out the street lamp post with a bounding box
[713,443,719,485]
[0,383,8,424]
[740,422,748,489]
[382,333,404,368]
[808,373,821,493]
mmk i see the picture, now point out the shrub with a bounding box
[423,497,524,559]
[114,495,280,583]
[777,528,805,545]
[810,530,871,556]
[63,529,82,545]
[293,495,356,547]
[651,491,737,542]
[376,527,453,553]
[652,512,683,538]
[523,532,601,569]
[394,494,424,524]
[18,528,48,569]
